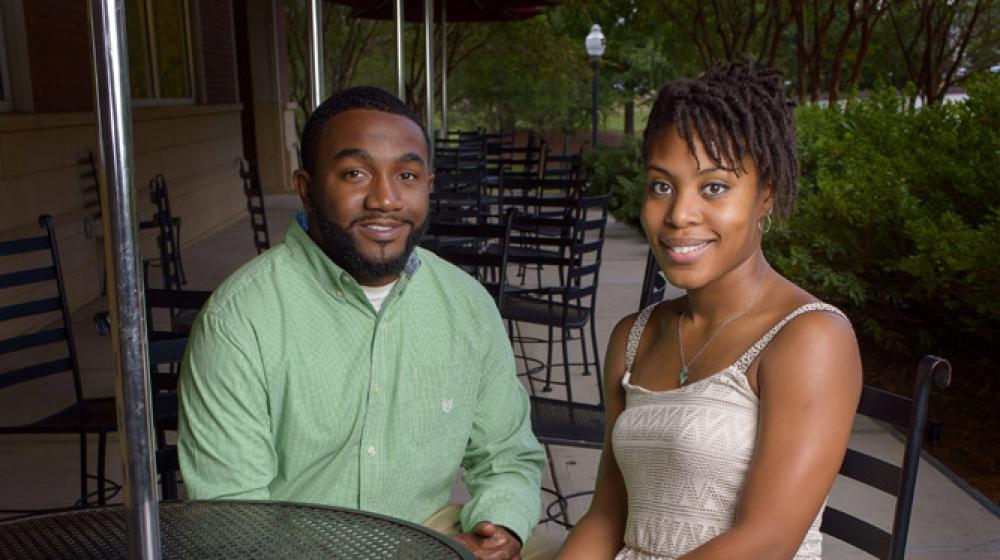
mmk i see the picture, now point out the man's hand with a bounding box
[452,522,521,560]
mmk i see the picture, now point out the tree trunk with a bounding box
[624,101,635,138]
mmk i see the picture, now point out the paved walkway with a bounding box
[1,195,996,557]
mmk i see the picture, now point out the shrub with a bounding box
[584,138,645,229]
[767,75,1000,358]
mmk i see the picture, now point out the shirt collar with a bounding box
[286,209,421,298]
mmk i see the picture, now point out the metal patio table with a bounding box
[0,500,473,560]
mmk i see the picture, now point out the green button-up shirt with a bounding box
[177,216,546,542]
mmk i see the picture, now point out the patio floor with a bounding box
[1,195,997,558]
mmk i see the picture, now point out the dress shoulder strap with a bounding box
[625,303,659,373]
[733,302,848,374]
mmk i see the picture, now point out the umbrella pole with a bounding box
[395,0,404,98]
[424,0,434,159]
[307,0,323,111]
[87,0,161,558]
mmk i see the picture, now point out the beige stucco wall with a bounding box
[0,104,246,338]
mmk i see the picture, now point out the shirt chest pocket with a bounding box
[403,363,476,449]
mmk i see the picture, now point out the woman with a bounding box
[556,60,862,559]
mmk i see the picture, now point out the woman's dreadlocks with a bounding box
[642,58,799,217]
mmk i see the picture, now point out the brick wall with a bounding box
[23,0,93,112]
[199,0,238,104]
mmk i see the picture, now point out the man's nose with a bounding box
[366,174,403,211]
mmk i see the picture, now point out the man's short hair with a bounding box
[299,86,430,177]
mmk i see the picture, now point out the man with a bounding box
[178,87,548,559]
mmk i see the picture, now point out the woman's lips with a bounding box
[661,239,714,263]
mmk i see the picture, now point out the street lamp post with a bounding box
[585,24,606,148]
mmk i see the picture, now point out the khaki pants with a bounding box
[423,505,559,560]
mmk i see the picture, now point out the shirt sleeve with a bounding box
[459,306,546,544]
[177,309,277,500]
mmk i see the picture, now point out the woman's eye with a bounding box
[702,182,729,197]
[649,181,672,196]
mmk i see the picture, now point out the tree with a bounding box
[887,0,996,105]
[285,1,387,134]
[659,0,792,68]
[400,21,492,122]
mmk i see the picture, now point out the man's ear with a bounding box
[293,169,313,211]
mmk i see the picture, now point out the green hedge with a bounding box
[588,75,1000,358]
[584,137,645,229]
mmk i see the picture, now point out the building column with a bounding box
[242,0,296,193]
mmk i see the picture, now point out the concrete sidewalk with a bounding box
[1,195,997,558]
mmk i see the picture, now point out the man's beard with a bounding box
[311,208,428,283]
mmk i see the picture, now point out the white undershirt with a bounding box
[359,280,398,312]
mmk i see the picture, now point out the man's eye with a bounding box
[399,171,418,181]
[343,169,365,179]
[649,181,672,196]
[703,182,729,197]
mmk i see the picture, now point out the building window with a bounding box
[127,0,195,102]
[0,8,11,112]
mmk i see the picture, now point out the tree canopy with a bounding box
[284,0,999,134]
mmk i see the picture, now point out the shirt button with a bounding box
[335,289,344,298]
[372,384,381,395]
[366,446,376,457]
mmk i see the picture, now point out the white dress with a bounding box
[612,302,846,559]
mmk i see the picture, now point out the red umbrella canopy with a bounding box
[328,0,556,22]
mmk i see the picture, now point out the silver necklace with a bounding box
[677,270,767,386]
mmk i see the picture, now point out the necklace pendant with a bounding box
[679,367,689,386]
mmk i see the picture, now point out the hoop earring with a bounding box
[759,212,773,235]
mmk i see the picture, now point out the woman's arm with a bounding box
[682,310,862,560]
[555,314,636,559]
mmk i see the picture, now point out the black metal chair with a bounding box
[0,215,118,507]
[145,331,190,502]
[434,133,487,174]
[821,355,952,559]
[498,178,591,288]
[237,158,271,254]
[144,287,210,501]
[140,174,186,291]
[502,190,612,403]
[541,148,584,180]
[429,167,492,225]
[422,209,517,313]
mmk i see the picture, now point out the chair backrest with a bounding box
[541,148,584,180]
[564,191,612,304]
[423,209,517,314]
[0,215,83,404]
[502,186,612,306]
[639,249,668,310]
[430,167,492,224]
[237,158,271,254]
[147,333,188,501]
[435,134,487,173]
[821,355,951,559]
[142,174,183,292]
[144,287,210,381]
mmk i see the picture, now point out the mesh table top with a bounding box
[0,500,473,559]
